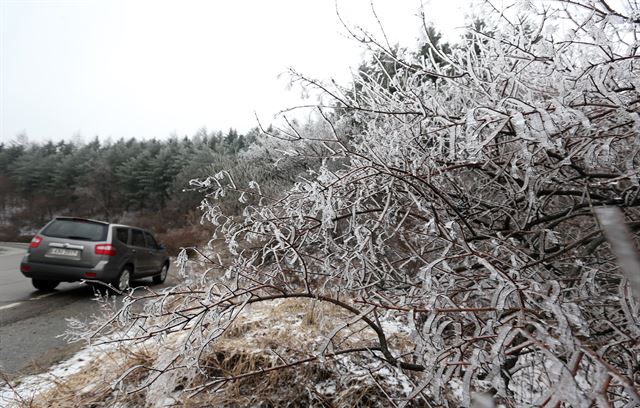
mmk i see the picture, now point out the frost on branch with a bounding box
[73,1,639,406]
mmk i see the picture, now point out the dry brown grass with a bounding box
[8,299,415,408]
[155,226,213,257]
[18,347,153,408]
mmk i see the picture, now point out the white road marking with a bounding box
[0,302,22,311]
[0,293,58,311]
[30,292,57,300]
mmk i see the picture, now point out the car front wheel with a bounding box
[32,279,59,291]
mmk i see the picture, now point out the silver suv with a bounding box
[20,217,170,292]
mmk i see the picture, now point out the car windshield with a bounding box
[41,219,108,241]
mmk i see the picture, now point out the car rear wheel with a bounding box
[32,279,59,291]
[153,264,168,284]
[112,267,132,293]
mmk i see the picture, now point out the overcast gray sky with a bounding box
[0,0,465,143]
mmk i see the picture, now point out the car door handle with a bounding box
[131,249,137,253]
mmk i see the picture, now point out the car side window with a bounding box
[131,230,146,247]
[116,228,129,244]
[144,232,159,249]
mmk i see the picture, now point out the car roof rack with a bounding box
[53,216,110,225]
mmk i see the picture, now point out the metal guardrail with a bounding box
[0,242,29,256]
[0,242,29,249]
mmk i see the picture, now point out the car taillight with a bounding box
[95,244,116,256]
[21,264,30,273]
[30,236,42,248]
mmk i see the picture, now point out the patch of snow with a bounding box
[448,378,464,402]
[315,380,337,396]
[18,226,38,236]
[0,343,115,407]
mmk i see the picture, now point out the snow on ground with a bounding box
[0,343,116,407]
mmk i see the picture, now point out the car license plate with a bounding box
[48,248,80,257]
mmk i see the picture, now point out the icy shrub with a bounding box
[47,1,640,406]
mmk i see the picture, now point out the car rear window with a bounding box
[42,219,108,242]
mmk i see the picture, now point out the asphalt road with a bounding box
[0,243,175,378]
